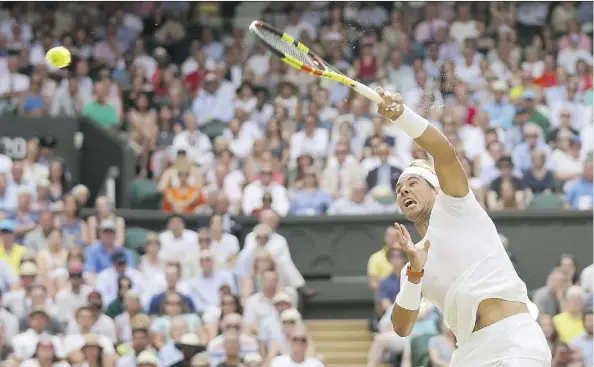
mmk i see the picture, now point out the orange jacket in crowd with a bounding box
[162,185,205,214]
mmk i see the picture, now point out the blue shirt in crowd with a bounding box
[288,190,333,216]
[83,242,136,273]
[377,273,401,303]
[148,292,195,315]
[482,103,516,129]
[567,178,594,210]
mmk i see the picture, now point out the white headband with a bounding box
[397,166,440,188]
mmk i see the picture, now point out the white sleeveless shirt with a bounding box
[400,190,530,346]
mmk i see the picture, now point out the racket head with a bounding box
[249,20,341,75]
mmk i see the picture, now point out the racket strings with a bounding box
[258,28,318,67]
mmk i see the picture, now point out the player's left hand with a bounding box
[376,86,405,120]
[394,223,430,273]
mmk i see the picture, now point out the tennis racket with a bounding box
[248,20,384,104]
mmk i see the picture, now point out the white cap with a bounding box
[280,308,302,322]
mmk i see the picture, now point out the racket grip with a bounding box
[353,81,383,104]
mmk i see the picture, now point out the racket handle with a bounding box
[353,81,384,104]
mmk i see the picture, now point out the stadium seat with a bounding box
[128,179,162,210]
[410,333,437,367]
[528,193,566,210]
[124,226,153,255]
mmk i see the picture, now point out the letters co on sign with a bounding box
[1,137,27,160]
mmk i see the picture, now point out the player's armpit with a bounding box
[414,124,469,198]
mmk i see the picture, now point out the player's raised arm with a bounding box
[376,87,468,198]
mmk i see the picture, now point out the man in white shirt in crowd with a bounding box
[207,313,259,367]
[62,305,116,356]
[258,301,299,349]
[270,325,324,367]
[12,307,61,361]
[224,118,255,160]
[246,44,271,79]
[284,9,316,40]
[0,172,18,213]
[243,269,287,334]
[16,282,62,333]
[0,289,18,341]
[159,215,198,265]
[191,73,235,126]
[171,112,215,169]
[238,210,315,297]
[290,114,329,162]
[322,143,365,200]
[67,291,116,342]
[242,163,289,216]
[188,249,236,314]
[193,227,237,272]
[581,264,593,294]
[0,56,29,114]
[54,262,92,324]
[95,249,146,306]
[209,215,240,271]
[449,4,478,47]
[386,50,417,93]
[328,182,386,215]
[183,227,222,279]
[557,34,592,75]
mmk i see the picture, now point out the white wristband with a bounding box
[395,279,423,311]
[390,105,429,139]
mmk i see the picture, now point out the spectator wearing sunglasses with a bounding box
[207,313,258,367]
[270,325,323,367]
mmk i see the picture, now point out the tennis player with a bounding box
[377,88,551,367]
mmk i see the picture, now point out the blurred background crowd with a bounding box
[0,1,592,367]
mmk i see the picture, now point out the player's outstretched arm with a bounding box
[390,224,429,336]
[376,87,469,198]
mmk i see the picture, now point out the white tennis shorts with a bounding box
[450,313,552,367]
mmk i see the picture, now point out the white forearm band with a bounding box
[390,105,429,139]
[395,279,423,311]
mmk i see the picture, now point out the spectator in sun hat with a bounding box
[136,349,159,367]
[190,351,210,367]
[244,352,264,367]
[174,333,207,364]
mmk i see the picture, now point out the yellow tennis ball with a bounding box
[45,46,71,68]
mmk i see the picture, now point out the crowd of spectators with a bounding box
[1,2,592,217]
[0,198,319,367]
[0,1,592,367]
